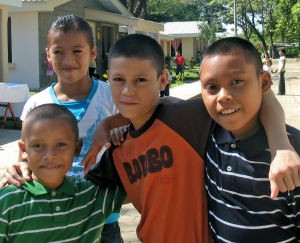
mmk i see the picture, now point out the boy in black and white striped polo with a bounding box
[200,37,300,242]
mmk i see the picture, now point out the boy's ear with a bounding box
[75,139,83,156]
[45,48,51,62]
[159,68,169,91]
[18,140,26,153]
[91,45,97,61]
[261,71,271,94]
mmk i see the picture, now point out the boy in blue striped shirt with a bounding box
[200,37,300,242]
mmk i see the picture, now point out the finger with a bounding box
[282,176,296,191]
[270,180,279,199]
[269,170,287,195]
[5,166,25,185]
[119,126,127,142]
[84,162,91,175]
[0,178,8,189]
[110,129,121,146]
[20,164,32,181]
[4,170,24,187]
[81,148,97,166]
[104,142,112,149]
[291,170,300,187]
[84,159,95,175]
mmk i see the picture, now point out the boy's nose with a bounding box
[63,53,74,63]
[44,147,57,158]
[122,83,136,96]
[218,88,232,102]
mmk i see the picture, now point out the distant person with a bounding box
[44,58,54,85]
[263,58,273,74]
[277,49,286,95]
[263,58,274,84]
[200,37,300,242]
[0,104,125,242]
[160,65,172,97]
[175,51,185,75]
[197,50,203,63]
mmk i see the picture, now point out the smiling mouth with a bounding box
[219,108,239,115]
[41,164,62,169]
[62,68,77,72]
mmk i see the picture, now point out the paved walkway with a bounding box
[0,58,299,242]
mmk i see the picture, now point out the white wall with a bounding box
[9,12,39,89]
[182,37,194,59]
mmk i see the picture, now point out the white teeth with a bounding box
[220,108,239,115]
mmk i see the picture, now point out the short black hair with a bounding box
[48,14,94,47]
[23,104,79,140]
[108,34,165,76]
[280,49,286,54]
[202,37,263,75]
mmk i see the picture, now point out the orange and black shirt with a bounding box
[87,98,213,243]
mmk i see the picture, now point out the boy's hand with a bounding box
[269,150,300,198]
[82,126,127,174]
[81,139,112,175]
[0,162,31,188]
[110,126,127,146]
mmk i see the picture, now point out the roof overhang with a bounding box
[168,33,200,38]
[135,18,164,33]
[9,0,71,12]
[85,8,137,26]
[159,33,174,41]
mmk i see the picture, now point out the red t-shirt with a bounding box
[175,56,185,66]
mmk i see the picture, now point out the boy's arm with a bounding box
[0,148,32,188]
[81,114,130,174]
[260,91,300,198]
[85,147,122,187]
[81,97,181,173]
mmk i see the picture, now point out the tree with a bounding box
[146,0,200,22]
[274,0,299,44]
[121,0,148,18]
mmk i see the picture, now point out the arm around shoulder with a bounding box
[260,91,300,198]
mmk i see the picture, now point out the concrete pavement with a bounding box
[0,58,299,242]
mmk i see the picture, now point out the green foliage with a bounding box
[285,47,299,57]
[169,66,199,88]
[146,0,200,21]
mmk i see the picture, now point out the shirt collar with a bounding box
[213,124,268,158]
[22,177,75,196]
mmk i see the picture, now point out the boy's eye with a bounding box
[232,79,243,85]
[205,84,217,91]
[136,78,146,83]
[53,50,61,55]
[57,142,67,148]
[74,49,83,53]
[32,144,43,150]
[111,77,124,82]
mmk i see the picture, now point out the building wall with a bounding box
[9,12,39,89]
[182,37,194,59]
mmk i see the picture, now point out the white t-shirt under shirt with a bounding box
[278,56,286,72]
[21,80,118,178]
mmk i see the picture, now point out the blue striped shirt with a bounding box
[206,124,300,242]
